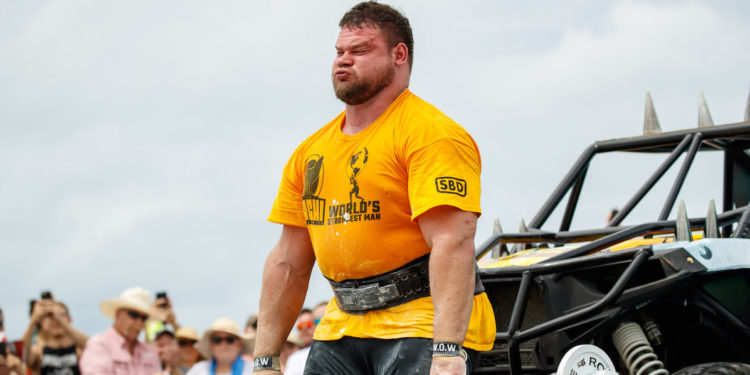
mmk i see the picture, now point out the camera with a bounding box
[155,291,168,308]
[40,290,52,300]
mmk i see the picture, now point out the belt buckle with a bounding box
[335,283,401,312]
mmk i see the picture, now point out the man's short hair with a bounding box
[339,1,414,69]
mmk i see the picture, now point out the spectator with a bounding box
[1,310,27,375]
[243,314,257,337]
[153,328,183,375]
[0,308,5,343]
[283,302,327,375]
[240,313,258,363]
[607,208,620,224]
[22,298,88,375]
[0,344,27,375]
[174,328,201,373]
[79,287,163,375]
[146,293,181,343]
[292,309,313,349]
[186,318,253,375]
[279,333,302,373]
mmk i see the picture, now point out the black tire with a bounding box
[673,362,750,375]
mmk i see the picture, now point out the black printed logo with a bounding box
[347,147,368,205]
[303,154,326,225]
[326,147,382,225]
[435,177,467,197]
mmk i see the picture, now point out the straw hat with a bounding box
[99,287,165,321]
[285,332,304,348]
[175,326,200,342]
[197,318,255,359]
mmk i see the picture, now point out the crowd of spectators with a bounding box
[0,288,328,375]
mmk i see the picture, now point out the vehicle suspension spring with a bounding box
[612,321,669,375]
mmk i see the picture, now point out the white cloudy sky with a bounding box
[1,0,749,339]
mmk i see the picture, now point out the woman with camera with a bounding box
[21,295,89,375]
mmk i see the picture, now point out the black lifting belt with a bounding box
[328,253,486,314]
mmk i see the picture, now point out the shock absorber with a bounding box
[612,321,669,375]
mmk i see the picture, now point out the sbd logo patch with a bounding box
[435,177,467,197]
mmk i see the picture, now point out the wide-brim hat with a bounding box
[99,287,166,321]
[197,318,255,359]
[175,326,200,342]
[285,332,304,348]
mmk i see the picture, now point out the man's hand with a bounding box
[430,356,466,375]
[2,352,26,375]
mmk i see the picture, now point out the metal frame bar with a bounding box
[559,165,588,232]
[658,133,703,220]
[506,271,532,374]
[529,145,596,229]
[733,205,750,238]
[593,121,750,153]
[608,134,693,226]
[723,151,734,237]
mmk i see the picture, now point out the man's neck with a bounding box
[341,84,407,135]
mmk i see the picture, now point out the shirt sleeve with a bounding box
[403,119,482,221]
[267,146,307,228]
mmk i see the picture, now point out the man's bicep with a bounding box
[417,206,478,251]
[274,224,316,268]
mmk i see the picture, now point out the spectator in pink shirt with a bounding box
[79,287,164,375]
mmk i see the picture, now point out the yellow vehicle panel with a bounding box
[479,234,704,268]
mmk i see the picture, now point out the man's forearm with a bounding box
[430,241,475,344]
[254,227,315,357]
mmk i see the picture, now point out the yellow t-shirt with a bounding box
[268,89,496,351]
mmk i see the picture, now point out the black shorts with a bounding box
[303,337,478,375]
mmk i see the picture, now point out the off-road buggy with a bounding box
[473,93,750,375]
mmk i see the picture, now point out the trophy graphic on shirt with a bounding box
[303,154,326,225]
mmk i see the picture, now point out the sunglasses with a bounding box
[178,339,195,347]
[211,336,237,345]
[296,317,322,330]
[126,310,148,322]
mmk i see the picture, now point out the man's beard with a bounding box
[333,64,395,105]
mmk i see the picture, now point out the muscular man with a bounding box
[253,2,496,374]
